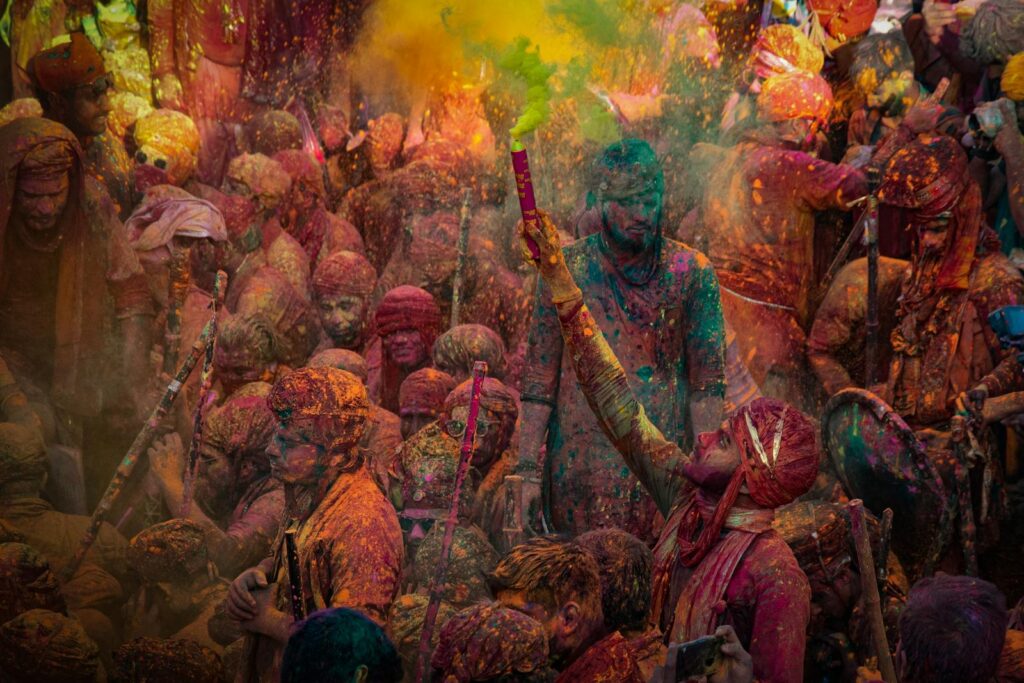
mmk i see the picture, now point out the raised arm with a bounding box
[518,214,691,515]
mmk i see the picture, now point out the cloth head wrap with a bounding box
[399,424,468,511]
[806,0,876,53]
[0,422,46,487]
[106,91,153,141]
[28,33,107,94]
[307,349,370,383]
[134,109,201,187]
[245,110,303,156]
[442,377,519,441]
[200,186,261,253]
[112,637,224,682]
[374,285,443,343]
[431,602,550,682]
[0,543,65,623]
[366,113,405,175]
[125,186,227,262]
[758,70,834,124]
[961,0,1024,66]
[878,135,981,290]
[676,398,818,568]
[588,138,665,202]
[1002,52,1024,101]
[399,368,456,417]
[128,519,210,583]
[432,325,508,382]
[18,137,76,192]
[0,99,43,129]
[414,525,500,608]
[267,367,370,450]
[0,609,100,683]
[751,24,825,77]
[273,149,326,199]
[226,153,292,211]
[204,392,276,468]
[312,250,377,300]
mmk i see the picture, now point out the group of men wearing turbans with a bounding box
[1,0,1024,680]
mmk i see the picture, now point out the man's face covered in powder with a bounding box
[601,189,662,253]
[317,293,369,349]
[383,328,428,370]
[15,174,70,233]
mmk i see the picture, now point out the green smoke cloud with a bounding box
[500,37,557,139]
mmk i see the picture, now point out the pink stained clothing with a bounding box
[554,631,645,683]
[213,478,285,579]
[552,298,810,683]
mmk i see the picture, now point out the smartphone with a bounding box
[674,635,724,681]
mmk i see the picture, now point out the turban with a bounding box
[125,186,228,262]
[398,424,469,512]
[27,33,107,94]
[374,285,443,343]
[588,138,665,202]
[0,98,43,128]
[307,349,370,383]
[232,267,320,367]
[245,110,303,156]
[18,136,76,192]
[431,602,550,682]
[751,24,825,77]
[675,398,819,568]
[0,609,100,683]
[0,543,65,623]
[204,392,276,468]
[1003,52,1024,101]
[134,109,201,187]
[199,186,261,253]
[961,0,1024,66]
[267,367,370,449]
[273,149,326,198]
[317,105,349,154]
[106,91,153,141]
[388,594,458,672]
[433,325,508,381]
[312,250,377,300]
[758,71,834,124]
[399,368,456,417]
[128,519,210,583]
[443,378,519,431]
[413,524,499,608]
[112,637,224,682]
[226,153,292,210]
[366,112,405,175]
[0,422,46,487]
[806,0,876,53]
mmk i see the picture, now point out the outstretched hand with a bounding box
[517,211,579,302]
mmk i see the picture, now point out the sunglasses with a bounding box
[398,508,447,535]
[444,418,491,439]
[78,75,112,99]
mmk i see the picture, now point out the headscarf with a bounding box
[307,349,369,383]
[312,250,377,300]
[245,110,303,156]
[806,0,877,54]
[399,368,456,417]
[0,542,65,623]
[442,377,519,443]
[388,594,458,672]
[0,98,43,128]
[398,423,467,512]
[878,135,979,290]
[267,367,370,450]
[757,70,834,124]
[274,149,326,199]
[204,392,277,469]
[750,24,825,78]
[413,524,499,607]
[199,186,261,254]
[1002,52,1024,101]
[0,609,100,683]
[27,32,106,94]
[431,602,550,682]
[374,285,443,344]
[111,637,224,682]
[133,109,201,187]
[960,0,1024,66]
[226,153,292,211]
[128,519,210,583]
[432,325,508,382]
[0,422,46,487]
[125,185,227,263]
[588,138,665,203]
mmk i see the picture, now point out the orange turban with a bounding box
[1003,53,1024,101]
[807,0,876,53]
[757,70,834,124]
[134,109,201,187]
[751,25,825,77]
[28,33,107,95]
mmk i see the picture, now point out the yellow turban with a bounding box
[133,109,200,186]
[1004,52,1024,102]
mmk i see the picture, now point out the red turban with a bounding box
[273,149,326,198]
[807,0,876,50]
[676,398,818,567]
[757,71,834,124]
[399,368,456,417]
[374,285,443,344]
[312,250,377,299]
[431,602,550,682]
[198,187,261,253]
[28,33,107,95]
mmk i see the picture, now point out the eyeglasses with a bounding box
[444,418,491,439]
[78,75,112,100]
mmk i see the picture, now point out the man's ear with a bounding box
[558,601,582,637]
[354,663,369,683]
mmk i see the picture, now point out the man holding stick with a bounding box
[226,367,403,682]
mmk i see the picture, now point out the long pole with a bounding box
[414,361,488,682]
[450,190,472,328]
[848,500,897,683]
[163,246,191,376]
[865,196,880,387]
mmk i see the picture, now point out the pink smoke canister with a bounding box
[511,139,542,261]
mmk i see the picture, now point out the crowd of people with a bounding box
[0,0,1024,680]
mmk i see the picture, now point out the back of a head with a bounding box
[128,519,210,585]
[0,542,65,622]
[576,528,653,632]
[0,609,99,683]
[850,32,914,84]
[308,348,370,383]
[282,607,403,683]
[898,574,1008,683]
[0,422,46,494]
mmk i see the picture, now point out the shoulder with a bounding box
[661,238,715,274]
[973,252,1024,302]
[747,530,810,594]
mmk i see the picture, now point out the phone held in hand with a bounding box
[674,635,725,681]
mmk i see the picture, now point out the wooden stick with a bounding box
[163,246,191,376]
[450,190,472,328]
[848,500,898,683]
[502,474,526,551]
[414,361,488,682]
